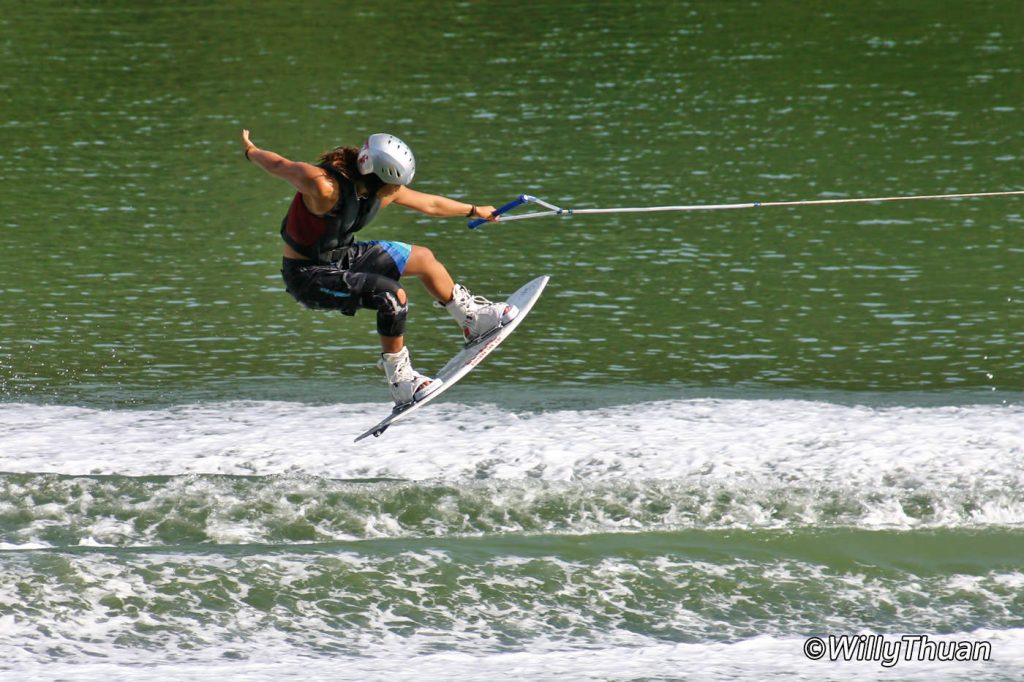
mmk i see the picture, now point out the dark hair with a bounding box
[318,145,392,198]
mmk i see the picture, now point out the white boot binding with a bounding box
[442,283,519,343]
[378,347,442,406]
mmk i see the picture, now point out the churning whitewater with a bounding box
[2,398,1022,547]
[2,398,1021,481]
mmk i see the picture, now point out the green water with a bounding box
[2,1,1021,405]
[2,4,1024,678]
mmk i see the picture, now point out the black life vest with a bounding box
[280,164,382,263]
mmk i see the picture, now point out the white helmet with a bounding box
[357,133,416,186]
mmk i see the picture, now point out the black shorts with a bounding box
[281,240,412,315]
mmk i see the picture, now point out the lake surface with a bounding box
[2,2,1022,680]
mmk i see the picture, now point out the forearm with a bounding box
[353,178,500,222]
[244,144,289,179]
[424,194,476,218]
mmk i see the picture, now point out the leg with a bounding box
[379,288,406,354]
[401,244,518,343]
[403,245,455,303]
[362,277,439,402]
[337,270,409,352]
[284,257,436,405]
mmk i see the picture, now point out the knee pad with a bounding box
[344,272,407,337]
[372,287,408,337]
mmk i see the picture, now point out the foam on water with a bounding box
[1,398,1020,482]
[1,469,1022,551]
[1,542,1022,680]
[0,540,1019,651]
[1,398,1021,549]
[6,631,1024,681]
[3,398,1021,678]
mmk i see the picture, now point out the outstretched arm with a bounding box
[241,129,334,203]
[389,186,499,222]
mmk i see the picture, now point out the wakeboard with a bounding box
[355,275,549,441]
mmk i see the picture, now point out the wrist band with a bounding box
[244,146,255,160]
[466,205,476,217]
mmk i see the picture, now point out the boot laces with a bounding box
[380,351,413,382]
[467,293,496,312]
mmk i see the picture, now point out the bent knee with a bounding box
[408,245,437,270]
